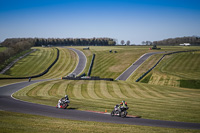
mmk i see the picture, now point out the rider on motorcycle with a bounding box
[58,95,70,108]
[115,101,128,113]
[120,101,128,108]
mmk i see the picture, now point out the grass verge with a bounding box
[0,111,199,133]
[13,80,200,123]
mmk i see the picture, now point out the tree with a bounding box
[121,40,125,45]
[146,41,153,45]
[141,41,146,45]
[126,40,130,45]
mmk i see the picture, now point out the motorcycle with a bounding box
[56,100,70,109]
[111,105,129,118]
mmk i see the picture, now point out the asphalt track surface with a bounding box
[116,52,166,80]
[67,48,87,76]
[0,49,200,130]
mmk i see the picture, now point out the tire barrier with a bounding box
[87,54,95,76]
[135,50,200,82]
[0,48,60,80]
[62,53,113,81]
[62,76,113,81]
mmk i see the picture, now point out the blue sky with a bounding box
[0,0,200,44]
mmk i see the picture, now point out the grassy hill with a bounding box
[13,79,200,123]
[73,46,155,79]
[38,47,77,79]
[1,46,200,132]
[0,47,6,52]
[0,47,77,79]
[137,50,200,89]
[0,47,57,78]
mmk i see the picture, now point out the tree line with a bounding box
[1,37,116,47]
[0,38,34,65]
[0,37,115,67]
[34,38,116,46]
[153,36,200,46]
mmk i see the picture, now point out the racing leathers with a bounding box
[58,95,70,108]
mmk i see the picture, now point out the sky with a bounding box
[0,0,200,44]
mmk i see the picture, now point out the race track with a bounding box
[116,52,165,80]
[0,49,200,130]
[67,48,87,76]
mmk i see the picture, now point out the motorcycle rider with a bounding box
[58,95,70,108]
[118,101,128,113]
[120,101,128,108]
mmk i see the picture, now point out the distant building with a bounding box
[180,43,191,46]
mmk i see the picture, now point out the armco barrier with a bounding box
[0,48,60,80]
[136,50,200,82]
[87,54,95,76]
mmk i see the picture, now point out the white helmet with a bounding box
[65,95,68,98]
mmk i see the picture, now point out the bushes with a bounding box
[180,80,200,89]
[0,39,34,68]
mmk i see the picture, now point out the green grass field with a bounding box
[137,50,200,88]
[38,47,77,79]
[0,47,77,79]
[0,47,57,78]
[1,111,199,133]
[13,79,200,123]
[73,46,153,78]
[72,46,200,79]
[0,47,6,52]
[1,46,200,132]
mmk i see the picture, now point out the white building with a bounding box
[180,43,191,46]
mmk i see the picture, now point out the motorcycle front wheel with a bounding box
[121,111,127,118]
[111,111,115,117]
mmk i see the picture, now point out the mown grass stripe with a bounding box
[99,80,113,99]
[122,84,143,98]
[94,81,106,99]
[27,81,49,97]
[142,85,166,98]
[44,48,66,78]
[28,48,51,75]
[117,82,133,98]
[107,81,119,98]
[66,81,76,98]
[112,82,127,99]
[57,80,71,97]
[128,83,155,99]
[87,81,100,99]
[37,80,59,97]
[72,81,85,99]
[48,81,63,97]
[81,82,91,99]
[136,84,157,99]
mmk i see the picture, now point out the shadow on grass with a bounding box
[180,80,200,89]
